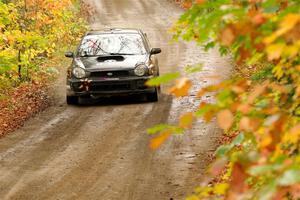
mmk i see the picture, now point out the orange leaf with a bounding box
[169,77,192,97]
[259,133,272,149]
[247,82,268,104]
[291,184,300,199]
[217,109,234,130]
[210,158,228,176]
[251,13,266,25]
[195,0,205,4]
[220,27,235,46]
[227,163,248,199]
[237,46,251,64]
[179,112,194,129]
[237,104,252,114]
[240,117,252,132]
[204,111,215,122]
[198,101,208,109]
[261,107,278,115]
[240,117,261,132]
[269,82,287,93]
[231,86,245,94]
[182,1,192,9]
[149,131,171,150]
[197,88,206,97]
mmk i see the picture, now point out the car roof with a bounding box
[86,28,144,35]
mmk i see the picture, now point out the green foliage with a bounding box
[146,72,180,86]
[147,124,184,135]
[251,64,273,82]
[165,0,300,199]
[0,0,87,93]
[184,63,203,74]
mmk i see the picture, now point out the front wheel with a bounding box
[147,88,159,102]
[66,95,79,105]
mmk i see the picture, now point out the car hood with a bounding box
[76,55,148,71]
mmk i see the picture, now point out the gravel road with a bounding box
[0,0,231,199]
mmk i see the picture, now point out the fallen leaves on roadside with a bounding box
[0,81,50,136]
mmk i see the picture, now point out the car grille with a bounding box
[90,70,130,78]
[90,83,131,91]
[71,79,148,93]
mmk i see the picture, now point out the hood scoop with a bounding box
[97,55,125,62]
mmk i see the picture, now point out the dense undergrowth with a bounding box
[148,0,300,199]
[0,0,87,135]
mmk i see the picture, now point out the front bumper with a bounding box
[67,76,155,97]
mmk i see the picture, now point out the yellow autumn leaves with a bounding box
[167,0,300,199]
[264,14,300,45]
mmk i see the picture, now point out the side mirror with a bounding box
[150,48,161,55]
[65,51,74,58]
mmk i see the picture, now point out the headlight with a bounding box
[134,64,148,76]
[72,67,86,79]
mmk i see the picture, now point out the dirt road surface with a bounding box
[0,0,231,199]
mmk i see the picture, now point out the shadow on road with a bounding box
[75,94,172,107]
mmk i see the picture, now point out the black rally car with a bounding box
[65,28,161,105]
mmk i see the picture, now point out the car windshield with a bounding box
[78,33,146,56]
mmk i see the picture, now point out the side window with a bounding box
[143,33,151,50]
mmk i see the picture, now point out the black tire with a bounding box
[158,85,161,93]
[66,96,79,105]
[147,88,159,102]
